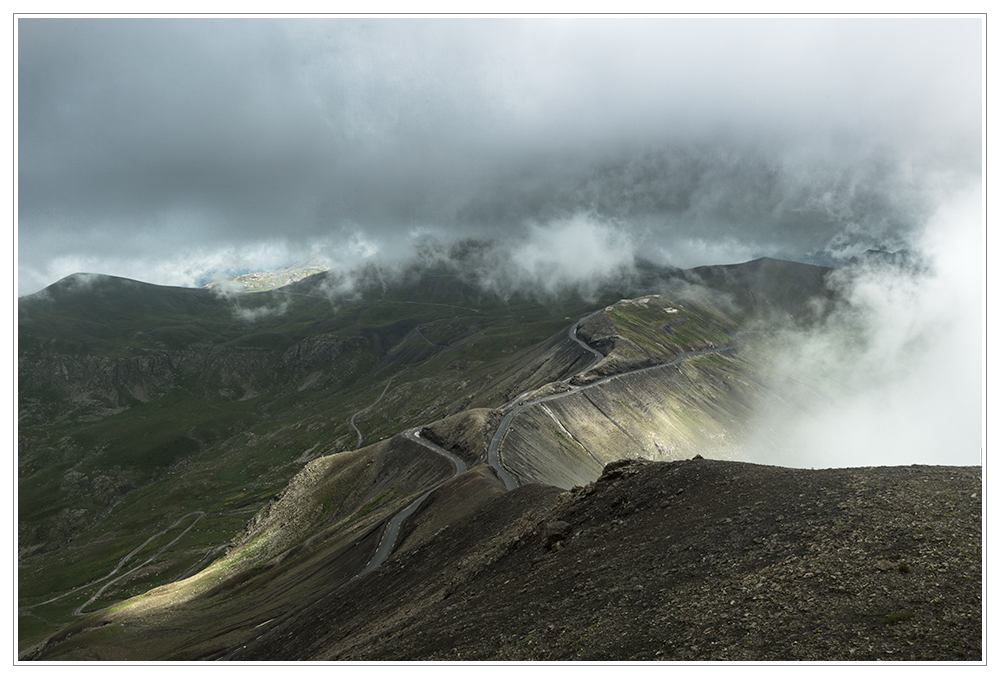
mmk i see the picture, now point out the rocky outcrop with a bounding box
[232,460,981,662]
[419,409,499,465]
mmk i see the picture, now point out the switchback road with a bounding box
[487,321,743,489]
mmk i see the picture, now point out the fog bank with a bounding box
[742,186,982,468]
[17,18,982,296]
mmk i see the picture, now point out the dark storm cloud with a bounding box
[18,20,333,231]
[17,17,982,294]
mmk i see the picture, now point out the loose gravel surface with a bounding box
[231,457,981,662]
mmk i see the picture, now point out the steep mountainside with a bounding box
[18,256,981,661]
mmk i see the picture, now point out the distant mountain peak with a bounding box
[202,264,330,293]
[846,248,924,271]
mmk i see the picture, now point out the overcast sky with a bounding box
[17,17,982,296]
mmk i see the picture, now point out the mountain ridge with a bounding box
[18,255,980,661]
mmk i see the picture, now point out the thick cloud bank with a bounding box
[742,186,982,468]
[16,17,983,469]
[17,17,982,296]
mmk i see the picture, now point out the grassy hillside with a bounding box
[17,263,611,644]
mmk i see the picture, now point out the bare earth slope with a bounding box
[26,457,981,661]
[222,459,980,661]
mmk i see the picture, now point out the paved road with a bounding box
[353,429,468,577]
[219,319,744,658]
[566,312,604,378]
[487,314,605,489]
[220,427,470,658]
[486,320,744,489]
[354,488,432,579]
[404,429,467,475]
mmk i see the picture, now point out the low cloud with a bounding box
[266,215,644,305]
[231,300,291,324]
[741,185,982,468]
[492,214,637,299]
[17,19,981,297]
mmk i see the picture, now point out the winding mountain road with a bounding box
[353,429,467,577]
[19,510,209,617]
[486,319,744,489]
[350,371,404,450]
[488,314,603,489]
[566,312,605,375]
[220,312,745,659]
[220,428,468,659]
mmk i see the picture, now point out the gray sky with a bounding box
[17,17,983,295]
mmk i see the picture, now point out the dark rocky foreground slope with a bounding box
[32,458,981,662]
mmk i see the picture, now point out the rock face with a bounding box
[498,357,762,489]
[539,520,571,549]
